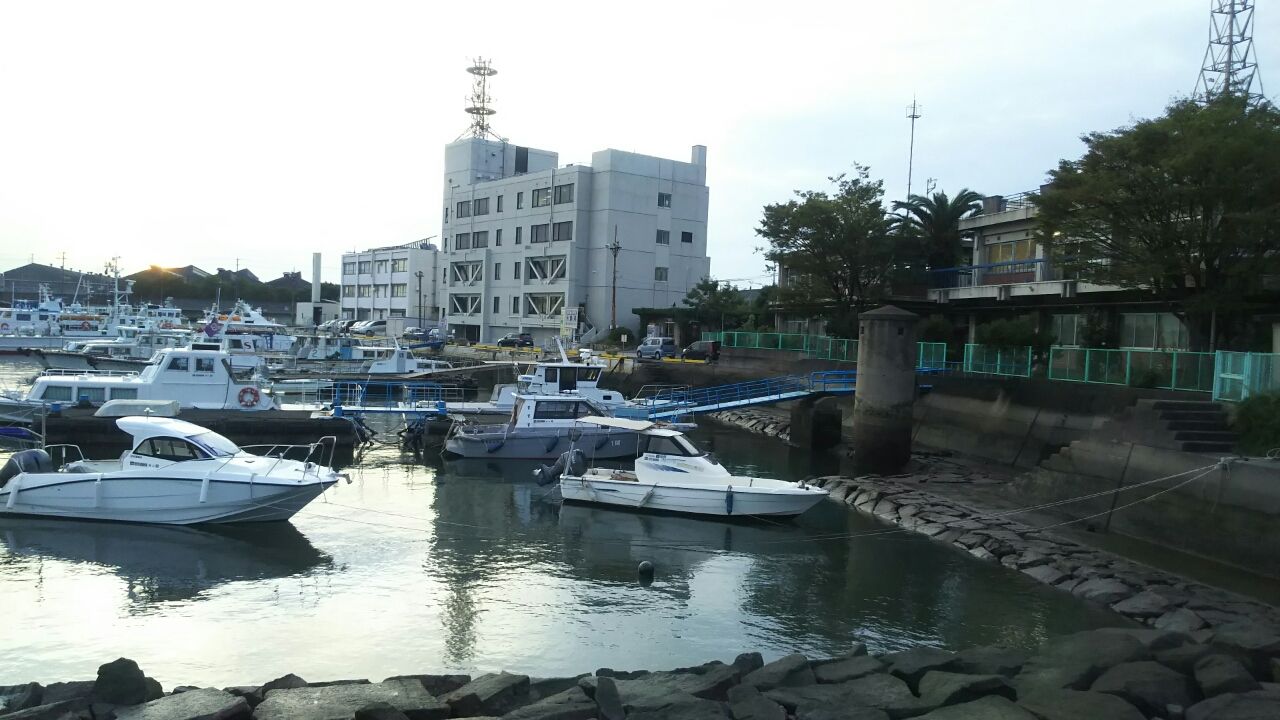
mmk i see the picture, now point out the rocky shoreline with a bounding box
[5,627,1280,720]
[707,409,792,444]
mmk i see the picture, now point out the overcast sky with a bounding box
[0,1,1272,288]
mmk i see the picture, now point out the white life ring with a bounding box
[0,323,8,333]
[237,386,261,408]
[80,321,91,330]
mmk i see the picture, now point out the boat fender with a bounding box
[637,560,655,586]
[485,439,506,455]
[566,448,587,477]
[595,434,610,451]
[544,435,560,453]
[726,485,734,516]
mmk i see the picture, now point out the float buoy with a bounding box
[637,561,655,586]
[80,321,90,330]
[0,323,9,333]
[237,386,261,408]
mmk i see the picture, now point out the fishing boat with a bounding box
[35,324,194,372]
[445,356,664,420]
[444,393,640,460]
[543,416,828,518]
[197,299,296,353]
[0,416,342,524]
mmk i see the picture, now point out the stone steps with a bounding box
[1150,399,1225,411]
[1173,430,1239,443]
[1180,440,1238,453]
[1148,399,1237,454]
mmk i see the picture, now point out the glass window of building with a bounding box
[655,267,669,281]
[343,262,356,275]
[554,183,574,204]
[493,296,500,313]
[455,232,471,250]
[515,227,523,244]
[658,192,672,207]
[532,188,551,207]
[358,261,372,274]
[514,261,521,279]
[456,200,471,218]
[681,231,693,243]
[391,284,407,297]
[656,230,670,245]
[473,231,489,248]
[474,197,489,215]
[497,195,504,212]
[375,259,388,274]
[530,224,549,243]
[342,285,355,297]
[391,258,407,272]
[493,263,501,280]
[358,285,371,297]
[552,221,573,242]
[495,229,502,246]
[517,191,524,209]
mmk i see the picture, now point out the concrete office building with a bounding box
[439,137,711,343]
[339,240,440,324]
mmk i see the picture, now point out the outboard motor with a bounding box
[0,449,55,487]
[534,448,587,486]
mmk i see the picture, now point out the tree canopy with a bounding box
[1034,97,1280,336]
[892,188,983,271]
[681,278,747,330]
[757,167,896,337]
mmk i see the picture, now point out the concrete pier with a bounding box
[852,305,919,474]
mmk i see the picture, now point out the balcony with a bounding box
[927,259,1117,303]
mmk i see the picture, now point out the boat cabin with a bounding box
[508,394,610,427]
[114,417,242,469]
[515,362,622,407]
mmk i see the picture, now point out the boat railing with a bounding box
[43,443,87,467]
[238,435,339,476]
[631,384,691,402]
[39,368,140,378]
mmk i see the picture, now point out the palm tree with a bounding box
[892,189,983,272]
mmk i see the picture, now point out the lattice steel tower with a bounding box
[464,58,499,139]
[1194,1,1265,106]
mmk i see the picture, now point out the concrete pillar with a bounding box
[1272,321,1280,354]
[852,305,920,474]
[790,396,843,450]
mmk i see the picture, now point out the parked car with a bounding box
[636,336,678,360]
[496,332,535,348]
[338,319,358,334]
[353,320,386,336]
[402,327,429,341]
[681,339,721,362]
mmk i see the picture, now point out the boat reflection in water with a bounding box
[0,517,333,607]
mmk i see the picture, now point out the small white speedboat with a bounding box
[543,416,828,518]
[0,416,342,524]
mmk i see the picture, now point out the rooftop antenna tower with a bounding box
[464,57,499,139]
[905,97,922,200]
[1194,0,1265,106]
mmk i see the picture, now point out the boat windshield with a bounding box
[188,430,241,457]
[643,434,701,457]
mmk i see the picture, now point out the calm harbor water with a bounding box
[0,357,1123,687]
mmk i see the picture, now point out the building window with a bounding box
[658,192,672,208]
[493,263,501,280]
[391,258,407,272]
[358,285,372,297]
[342,285,355,297]
[514,261,521,279]
[390,309,406,317]
[443,268,447,281]
[391,284,407,297]
[986,238,1036,264]
[681,231,693,243]
[1051,314,1081,347]
[656,230,670,245]
[493,296,500,313]
[1119,313,1188,350]
[552,221,573,242]
[456,200,471,218]
[516,191,524,209]
[455,232,471,250]
[474,197,490,215]
[515,226,523,244]
[473,230,489,249]
[374,285,387,298]
[497,195,504,213]
[375,259,389,274]
[443,237,448,251]
[554,183,574,204]
[530,223,550,243]
[495,229,503,246]
[532,187,551,207]
[343,262,356,275]
[358,261,372,274]
[655,267,669,282]
[511,296,520,314]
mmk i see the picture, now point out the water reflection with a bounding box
[0,518,334,608]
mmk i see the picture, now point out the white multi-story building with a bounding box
[438,137,711,343]
[339,240,440,324]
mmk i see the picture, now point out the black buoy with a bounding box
[637,560,655,586]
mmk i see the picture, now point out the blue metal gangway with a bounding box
[638,370,860,420]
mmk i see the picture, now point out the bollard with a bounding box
[851,305,919,474]
[637,560,655,586]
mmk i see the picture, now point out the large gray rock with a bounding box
[1210,624,1280,678]
[93,657,150,706]
[1090,660,1196,717]
[1112,589,1178,618]
[1158,643,1218,675]
[914,696,1036,720]
[38,681,94,706]
[625,697,728,720]
[917,671,1013,707]
[1157,608,1209,633]
[588,664,739,712]
[733,653,765,676]
[1186,688,1280,720]
[767,673,925,719]
[383,675,470,698]
[813,656,885,684]
[1012,631,1152,698]
[726,685,784,720]
[795,708,889,720]
[255,679,449,720]
[954,646,1028,677]
[354,703,409,720]
[742,654,814,691]
[1095,627,1194,652]
[114,688,249,720]
[442,673,530,717]
[593,677,624,720]
[1017,689,1145,720]
[247,674,308,707]
[0,699,91,720]
[884,647,960,690]
[1023,565,1069,586]
[1195,655,1262,698]
[0,683,43,713]
[1072,577,1133,606]
[500,686,596,720]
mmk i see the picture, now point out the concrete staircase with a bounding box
[1150,399,1238,453]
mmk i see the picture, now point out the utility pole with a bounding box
[608,226,622,329]
[905,97,922,200]
[415,270,424,327]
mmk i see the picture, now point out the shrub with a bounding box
[919,314,953,345]
[1233,392,1280,456]
[605,326,634,344]
[975,317,1055,356]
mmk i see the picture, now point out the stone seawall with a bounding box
[811,473,1280,651]
[706,408,792,444]
[6,629,1280,719]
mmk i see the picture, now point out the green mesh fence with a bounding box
[963,344,1032,377]
[1048,348,1213,391]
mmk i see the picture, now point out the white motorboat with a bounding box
[197,299,296,353]
[445,393,641,460]
[445,357,658,420]
[545,416,828,518]
[0,416,342,524]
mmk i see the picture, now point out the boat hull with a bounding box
[445,428,639,460]
[0,473,336,524]
[559,476,827,518]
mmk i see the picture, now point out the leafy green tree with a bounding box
[1034,97,1280,348]
[757,167,896,337]
[681,278,747,330]
[892,188,983,271]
